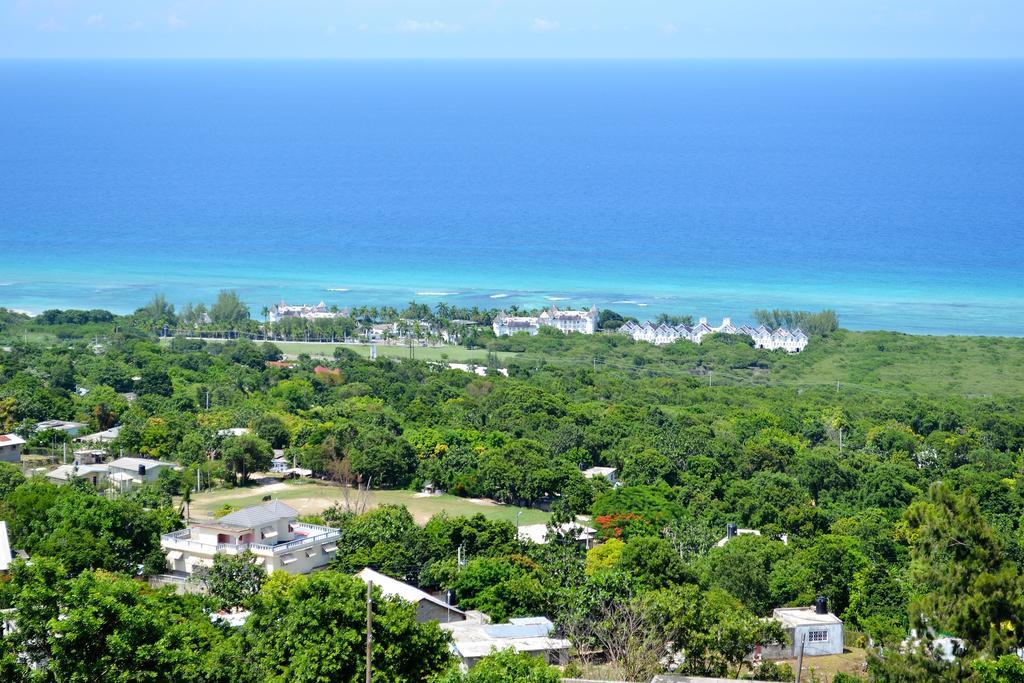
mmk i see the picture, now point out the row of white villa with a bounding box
[492,305,599,336]
[267,301,350,324]
[620,317,809,352]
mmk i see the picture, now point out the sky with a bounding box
[2,0,1024,59]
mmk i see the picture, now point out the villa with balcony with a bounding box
[160,500,340,576]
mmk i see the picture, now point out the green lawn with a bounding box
[186,479,551,526]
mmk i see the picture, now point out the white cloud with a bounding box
[531,18,558,32]
[168,13,187,30]
[396,19,460,33]
[324,24,337,36]
[124,20,144,32]
[86,14,104,29]
[37,18,64,32]
[357,23,369,32]
[662,23,678,35]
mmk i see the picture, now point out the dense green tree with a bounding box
[220,433,273,484]
[197,550,267,609]
[240,571,453,683]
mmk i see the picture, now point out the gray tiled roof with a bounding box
[218,500,298,528]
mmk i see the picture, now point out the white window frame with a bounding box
[807,629,830,643]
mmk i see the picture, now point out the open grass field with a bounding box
[770,331,1024,397]
[777,646,869,681]
[185,478,551,526]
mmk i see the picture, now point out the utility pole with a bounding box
[708,370,713,388]
[795,633,806,683]
[365,581,373,683]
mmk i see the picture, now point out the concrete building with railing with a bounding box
[160,500,340,576]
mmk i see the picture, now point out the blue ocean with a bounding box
[1,60,1022,335]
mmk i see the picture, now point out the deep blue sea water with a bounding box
[1,60,1022,335]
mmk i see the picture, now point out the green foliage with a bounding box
[585,537,624,576]
[241,571,453,683]
[209,289,250,325]
[453,555,549,621]
[907,482,1024,658]
[220,433,273,484]
[753,308,838,336]
[198,550,267,609]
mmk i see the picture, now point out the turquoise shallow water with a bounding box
[1,60,1022,335]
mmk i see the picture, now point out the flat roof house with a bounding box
[442,614,571,670]
[35,420,87,437]
[0,434,25,463]
[356,567,466,624]
[47,464,109,488]
[161,501,340,576]
[581,466,618,484]
[759,598,844,659]
[518,522,597,550]
[108,457,176,486]
[75,425,121,444]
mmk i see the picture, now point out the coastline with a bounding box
[2,275,1022,337]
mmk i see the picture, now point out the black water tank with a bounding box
[726,523,738,539]
[815,595,828,614]
[138,464,146,476]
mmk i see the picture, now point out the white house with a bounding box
[538,305,599,334]
[581,466,618,485]
[35,420,87,437]
[441,614,571,670]
[161,500,340,576]
[0,434,25,463]
[356,568,466,624]
[760,600,844,659]
[75,425,121,444]
[267,301,348,324]
[47,464,109,488]
[492,305,599,337]
[492,313,542,336]
[216,427,251,438]
[517,522,597,550]
[0,521,12,574]
[107,457,176,486]
[621,316,809,353]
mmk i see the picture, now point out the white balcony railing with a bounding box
[161,522,340,556]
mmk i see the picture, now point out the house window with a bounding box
[807,629,829,643]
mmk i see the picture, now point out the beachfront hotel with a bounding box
[267,301,349,323]
[492,305,599,336]
[620,317,809,352]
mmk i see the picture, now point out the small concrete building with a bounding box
[518,522,597,550]
[35,420,87,437]
[442,614,571,670]
[760,599,844,658]
[0,434,25,463]
[356,567,465,624]
[75,425,121,444]
[581,466,618,485]
[73,449,108,465]
[47,464,109,488]
[107,457,176,486]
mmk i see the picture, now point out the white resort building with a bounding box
[492,305,599,337]
[619,317,809,353]
[267,301,349,323]
[160,500,340,577]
